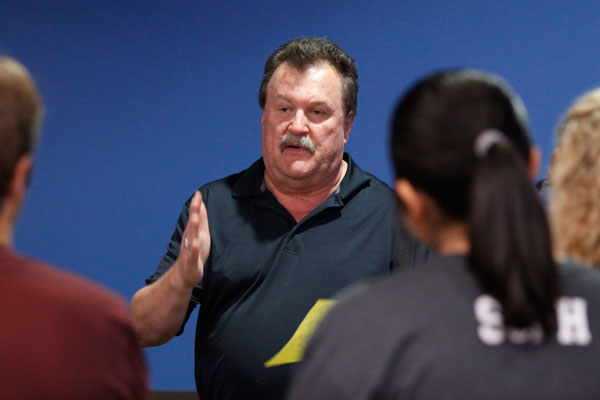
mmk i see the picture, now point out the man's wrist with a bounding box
[168,260,200,296]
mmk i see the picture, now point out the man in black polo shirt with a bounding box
[130,37,426,400]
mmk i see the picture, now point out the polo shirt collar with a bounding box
[231,153,371,203]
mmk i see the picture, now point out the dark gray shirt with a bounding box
[288,256,600,400]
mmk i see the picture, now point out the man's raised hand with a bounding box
[177,191,211,287]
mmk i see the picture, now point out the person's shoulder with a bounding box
[559,258,600,296]
[6,250,128,316]
[22,254,140,350]
[331,255,467,318]
[200,168,247,190]
[304,257,458,377]
[348,156,395,192]
[297,255,467,398]
[196,158,263,197]
[365,172,397,201]
[343,155,397,218]
[0,249,148,398]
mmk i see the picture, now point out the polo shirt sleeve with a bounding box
[145,193,205,334]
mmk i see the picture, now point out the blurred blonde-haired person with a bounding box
[550,88,600,267]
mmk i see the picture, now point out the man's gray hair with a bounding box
[258,37,358,117]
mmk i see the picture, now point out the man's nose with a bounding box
[288,110,309,134]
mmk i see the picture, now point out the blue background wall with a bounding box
[2,1,599,390]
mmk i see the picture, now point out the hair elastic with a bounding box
[474,129,507,158]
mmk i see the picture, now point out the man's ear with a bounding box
[343,114,355,144]
[395,179,426,223]
[9,154,33,202]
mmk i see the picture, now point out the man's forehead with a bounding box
[267,61,343,95]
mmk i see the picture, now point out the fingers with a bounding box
[183,191,200,249]
[187,191,201,241]
[198,192,208,235]
[179,191,208,285]
[197,192,211,265]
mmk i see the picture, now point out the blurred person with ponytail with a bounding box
[287,69,600,400]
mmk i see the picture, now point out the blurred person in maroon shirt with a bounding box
[0,55,149,399]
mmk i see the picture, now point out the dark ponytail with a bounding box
[391,69,560,334]
[469,134,558,333]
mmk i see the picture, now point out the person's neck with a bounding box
[430,221,470,255]
[0,211,14,247]
[265,160,348,222]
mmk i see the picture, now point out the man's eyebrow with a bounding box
[274,95,330,108]
[276,95,291,102]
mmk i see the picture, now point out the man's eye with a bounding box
[280,107,290,113]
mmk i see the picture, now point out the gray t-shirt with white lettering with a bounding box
[287,256,600,400]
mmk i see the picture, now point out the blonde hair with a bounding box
[0,56,43,196]
[550,88,600,267]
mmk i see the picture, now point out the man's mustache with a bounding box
[279,134,316,154]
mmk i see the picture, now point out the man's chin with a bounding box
[281,162,315,180]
